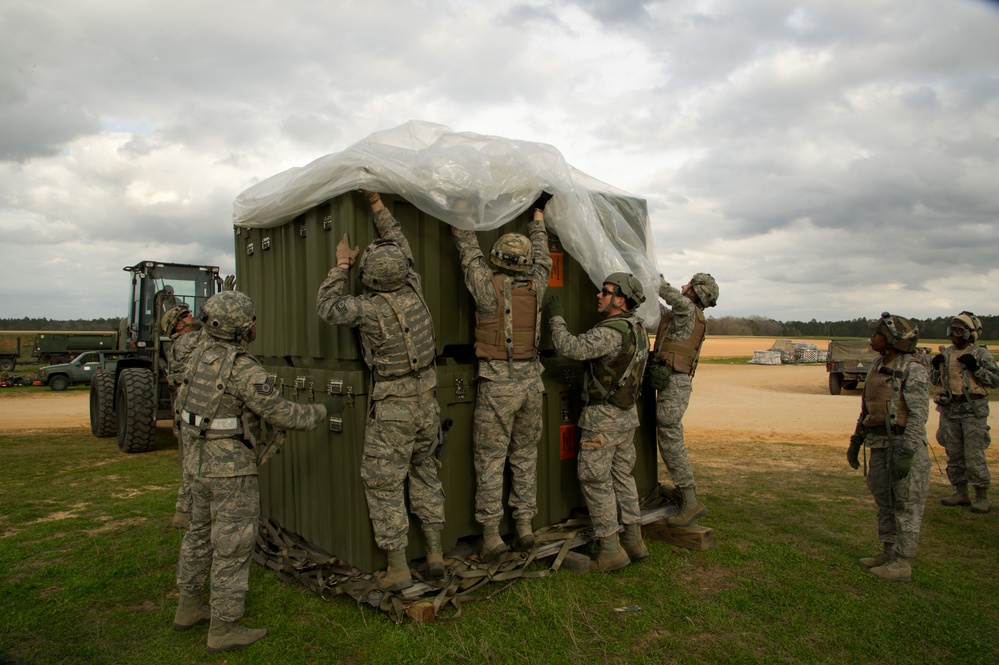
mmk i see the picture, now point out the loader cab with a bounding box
[123,261,222,351]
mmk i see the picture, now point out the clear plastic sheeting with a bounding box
[233,120,661,325]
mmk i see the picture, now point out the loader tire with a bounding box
[116,367,156,453]
[90,369,116,438]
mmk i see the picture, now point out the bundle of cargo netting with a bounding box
[794,343,819,363]
[748,350,782,365]
[769,339,797,364]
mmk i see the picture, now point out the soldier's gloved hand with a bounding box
[360,189,381,205]
[931,354,944,370]
[223,274,236,291]
[532,191,553,211]
[892,448,915,483]
[545,294,564,320]
[336,233,360,268]
[847,434,863,470]
[957,354,979,372]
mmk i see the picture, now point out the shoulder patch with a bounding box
[254,373,277,396]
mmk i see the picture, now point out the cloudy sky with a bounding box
[3,0,997,323]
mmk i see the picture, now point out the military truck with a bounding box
[0,336,21,372]
[38,350,132,391]
[89,261,223,453]
[826,340,879,395]
[34,332,119,365]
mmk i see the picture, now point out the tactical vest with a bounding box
[175,341,245,439]
[473,273,539,360]
[945,348,988,398]
[586,314,649,408]
[654,306,706,376]
[361,286,436,381]
[862,356,910,429]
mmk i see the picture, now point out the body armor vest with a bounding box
[176,341,244,439]
[361,286,436,381]
[862,356,910,429]
[945,348,988,398]
[474,273,539,360]
[654,306,706,376]
[586,314,649,409]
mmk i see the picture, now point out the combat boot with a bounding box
[621,523,649,562]
[171,510,190,529]
[666,486,708,527]
[858,542,893,569]
[424,529,445,580]
[869,555,912,582]
[514,519,536,552]
[172,593,210,631]
[480,523,509,562]
[971,486,990,514]
[206,618,267,653]
[940,483,970,507]
[378,548,414,591]
[591,532,631,573]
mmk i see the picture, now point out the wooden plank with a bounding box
[644,522,714,551]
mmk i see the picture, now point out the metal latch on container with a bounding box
[262,237,271,250]
[327,379,343,395]
[246,242,254,256]
[299,223,307,238]
[454,377,467,400]
[323,214,333,231]
[329,417,343,433]
[294,376,306,399]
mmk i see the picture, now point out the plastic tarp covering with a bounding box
[233,120,661,325]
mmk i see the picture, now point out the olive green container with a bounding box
[235,192,657,572]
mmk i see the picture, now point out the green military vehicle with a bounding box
[88,261,223,453]
[826,340,879,395]
[34,332,119,365]
[38,350,132,391]
[0,336,22,372]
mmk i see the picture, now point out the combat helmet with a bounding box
[358,238,409,292]
[949,311,983,342]
[489,233,533,273]
[872,312,919,353]
[689,273,719,308]
[160,305,191,336]
[604,272,646,309]
[201,291,257,342]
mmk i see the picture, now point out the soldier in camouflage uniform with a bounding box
[160,305,203,530]
[452,193,553,560]
[930,312,999,513]
[648,273,718,527]
[316,190,446,591]
[547,273,650,572]
[173,291,327,652]
[846,312,931,582]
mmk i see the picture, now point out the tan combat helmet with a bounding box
[160,305,191,336]
[690,273,719,308]
[604,272,646,309]
[358,238,409,292]
[950,311,983,342]
[873,312,919,352]
[489,233,533,273]
[201,291,257,342]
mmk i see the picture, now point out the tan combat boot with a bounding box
[869,555,912,582]
[514,519,536,552]
[481,523,509,562]
[424,529,445,580]
[591,532,631,573]
[206,618,267,653]
[666,486,708,527]
[940,483,970,507]
[171,510,190,529]
[377,548,413,591]
[621,523,649,562]
[172,593,210,631]
[858,542,893,569]
[971,486,990,514]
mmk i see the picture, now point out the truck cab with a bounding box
[39,350,131,391]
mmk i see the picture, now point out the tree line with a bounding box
[708,314,999,340]
[0,318,121,331]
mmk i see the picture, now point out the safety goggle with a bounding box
[947,325,971,340]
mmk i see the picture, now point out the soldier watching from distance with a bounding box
[316,189,446,591]
[930,312,999,513]
[172,291,327,653]
[846,312,930,582]
[648,272,718,527]
[546,273,650,572]
[451,192,553,561]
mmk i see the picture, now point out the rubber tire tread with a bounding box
[0,358,14,372]
[49,374,70,391]
[829,371,842,396]
[90,369,116,437]
[116,367,156,453]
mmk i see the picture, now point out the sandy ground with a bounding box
[3,337,995,449]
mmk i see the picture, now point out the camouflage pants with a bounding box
[577,427,641,538]
[866,442,931,559]
[361,394,445,551]
[472,380,542,526]
[174,425,193,514]
[655,373,695,488]
[176,473,260,623]
[936,403,992,489]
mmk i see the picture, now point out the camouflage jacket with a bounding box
[929,343,999,408]
[655,281,695,343]
[166,329,201,390]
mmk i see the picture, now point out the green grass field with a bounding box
[2,427,998,664]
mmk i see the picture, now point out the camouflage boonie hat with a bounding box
[690,273,719,308]
[604,272,646,307]
[201,291,256,341]
[358,239,408,292]
[489,233,533,273]
[160,305,191,336]
[872,312,919,352]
